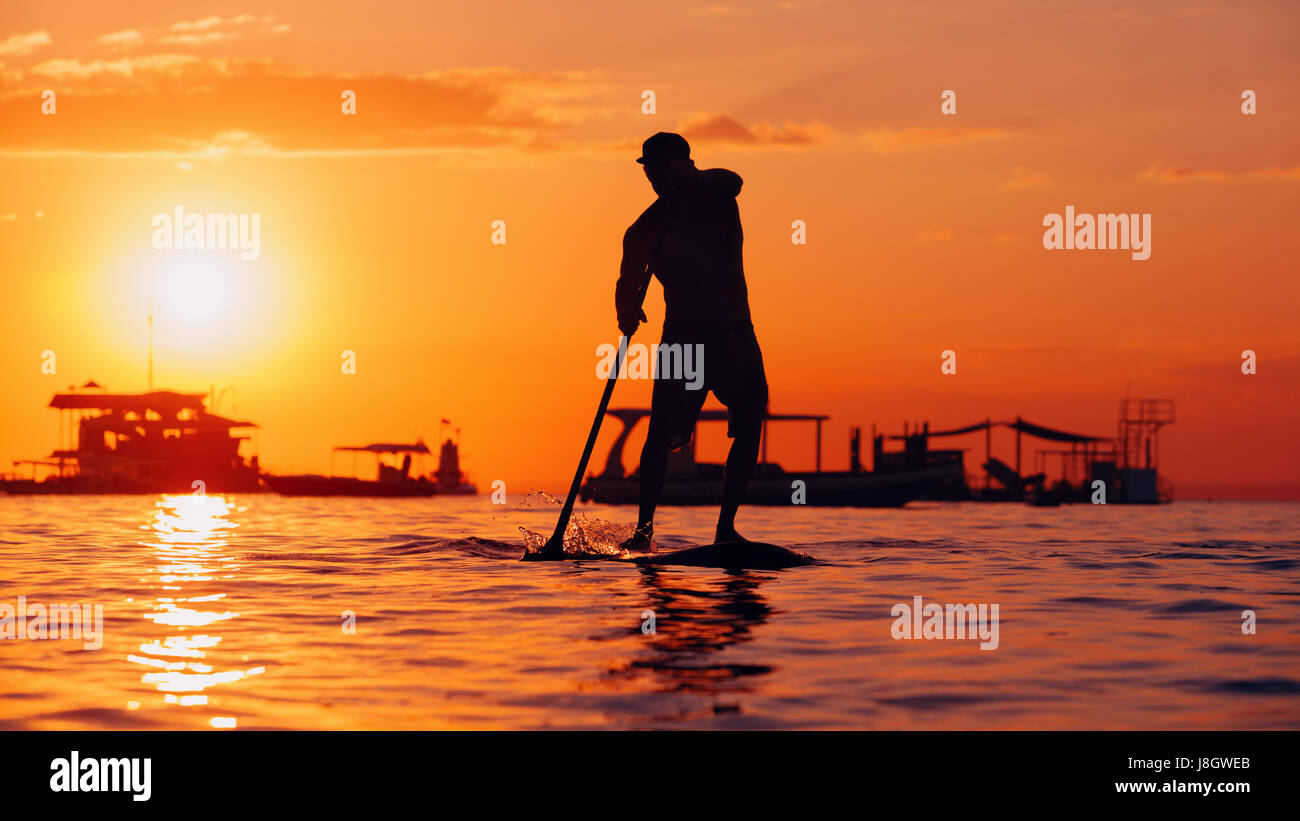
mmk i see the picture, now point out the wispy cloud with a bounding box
[690,0,823,15]
[859,126,1007,153]
[0,31,51,58]
[1000,166,1051,190]
[1139,163,1300,183]
[690,5,749,16]
[27,54,209,80]
[170,16,229,32]
[86,16,291,52]
[160,15,289,47]
[0,59,612,157]
[679,113,828,146]
[99,30,144,49]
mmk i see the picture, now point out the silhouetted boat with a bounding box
[579,408,961,507]
[0,388,263,494]
[433,437,478,495]
[879,399,1176,504]
[262,442,438,497]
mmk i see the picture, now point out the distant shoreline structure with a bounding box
[579,399,1176,507]
[0,383,477,497]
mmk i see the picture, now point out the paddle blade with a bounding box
[521,533,567,562]
[523,333,629,564]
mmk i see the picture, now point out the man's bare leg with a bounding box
[716,413,762,543]
[620,424,673,551]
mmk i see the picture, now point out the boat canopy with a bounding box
[48,391,257,428]
[608,408,828,423]
[50,391,207,412]
[334,442,430,454]
[915,420,993,437]
[889,418,1106,443]
[1006,419,1106,443]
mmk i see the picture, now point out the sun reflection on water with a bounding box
[130,493,263,727]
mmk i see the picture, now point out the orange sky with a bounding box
[1,0,1297,499]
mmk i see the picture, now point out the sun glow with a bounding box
[158,258,231,324]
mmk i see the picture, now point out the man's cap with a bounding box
[637,132,691,165]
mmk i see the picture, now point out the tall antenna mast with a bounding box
[147,297,154,392]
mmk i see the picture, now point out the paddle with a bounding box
[528,182,679,562]
[525,332,633,561]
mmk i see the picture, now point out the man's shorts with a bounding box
[649,319,768,446]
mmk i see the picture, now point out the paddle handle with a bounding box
[546,334,630,552]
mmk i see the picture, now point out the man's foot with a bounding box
[714,525,751,544]
[619,524,654,552]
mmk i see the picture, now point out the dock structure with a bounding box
[872,399,1176,504]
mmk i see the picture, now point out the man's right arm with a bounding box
[615,208,656,336]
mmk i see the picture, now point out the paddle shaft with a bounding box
[540,334,631,557]
[537,188,680,560]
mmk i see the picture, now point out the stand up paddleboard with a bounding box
[628,540,812,570]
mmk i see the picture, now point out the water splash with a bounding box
[518,491,642,559]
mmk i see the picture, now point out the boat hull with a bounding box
[579,465,961,508]
[261,474,437,497]
[0,474,263,494]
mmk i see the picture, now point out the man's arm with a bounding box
[615,207,657,336]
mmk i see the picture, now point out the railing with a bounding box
[1119,398,1175,424]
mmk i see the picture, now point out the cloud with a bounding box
[0,31,51,58]
[1138,163,1300,183]
[689,5,749,16]
[170,16,226,32]
[99,30,144,48]
[0,58,612,157]
[858,126,1007,152]
[160,16,290,46]
[679,113,828,146]
[111,15,292,48]
[160,32,240,46]
[1000,167,1051,190]
[27,54,209,80]
[691,0,822,14]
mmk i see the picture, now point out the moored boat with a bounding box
[261,442,438,497]
[0,386,262,494]
[578,408,962,507]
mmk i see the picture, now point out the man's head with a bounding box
[637,132,695,196]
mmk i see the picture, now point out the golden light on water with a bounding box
[129,494,264,720]
[148,493,238,545]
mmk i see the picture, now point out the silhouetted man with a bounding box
[617,132,768,550]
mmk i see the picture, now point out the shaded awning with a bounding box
[334,443,430,454]
[889,418,1106,443]
[50,391,206,413]
[1007,419,1106,443]
[609,408,828,422]
[890,420,992,439]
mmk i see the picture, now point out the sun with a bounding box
[158,257,231,324]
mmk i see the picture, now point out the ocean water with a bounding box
[0,494,1296,730]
